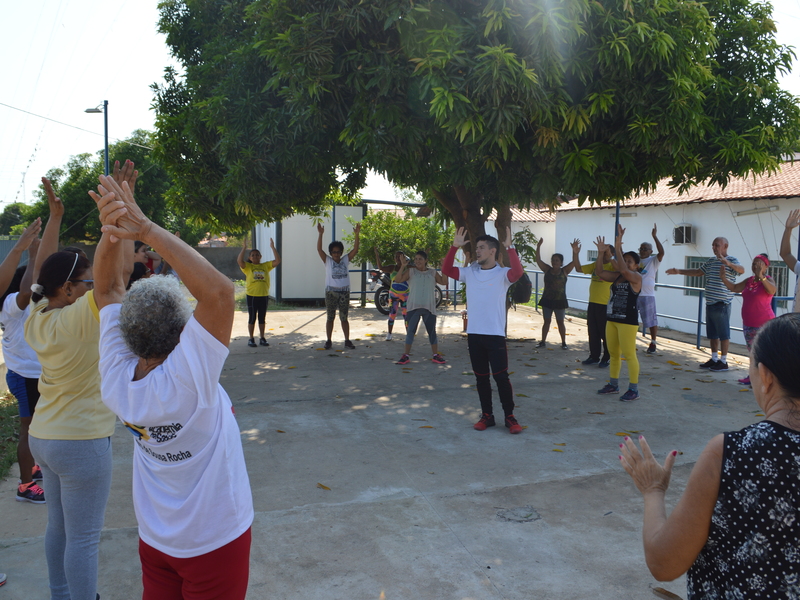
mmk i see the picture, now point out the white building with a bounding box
[553,162,800,345]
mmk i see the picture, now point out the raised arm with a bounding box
[780,209,800,272]
[237,234,248,270]
[718,265,745,293]
[614,226,642,291]
[621,434,722,582]
[0,219,41,305]
[15,234,41,310]
[316,224,327,264]
[347,222,361,262]
[33,178,64,280]
[503,227,523,283]
[95,174,234,346]
[441,227,467,280]
[652,224,665,262]
[563,238,580,275]
[393,254,410,283]
[534,237,550,272]
[593,237,616,281]
[373,247,383,270]
[270,238,281,267]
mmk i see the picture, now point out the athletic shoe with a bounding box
[598,360,610,368]
[597,383,619,395]
[561,343,568,350]
[324,340,332,350]
[537,341,546,348]
[646,343,657,354]
[396,354,410,365]
[431,354,446,364]
[699,358,716,369]
[473,413,496,431]
[619,389,640,402]
[259,338,269,347]
[385,333,393,341]
[709,361,729,372]
[32,465,43,481]
[738,376,751,386]
[504,414,523,434]
[582,357,600,365]
[344,340,356,350]
[0,573,6,587]
[16,482,45,504]
[247,338,257,348]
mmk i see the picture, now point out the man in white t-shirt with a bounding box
[442,226,525,434]
[91,172,253,599]
[637,223,665,354]
[780,209,800,312]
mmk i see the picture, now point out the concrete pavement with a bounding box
[0,305,759,599]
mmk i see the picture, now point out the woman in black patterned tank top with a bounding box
[619,313,800,599]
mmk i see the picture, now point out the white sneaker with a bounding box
[385,333,393,341]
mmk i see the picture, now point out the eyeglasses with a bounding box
[70,279,94,288]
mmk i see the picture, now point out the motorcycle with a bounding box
[369,268,444,316]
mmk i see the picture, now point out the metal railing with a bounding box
[526,268,793,350]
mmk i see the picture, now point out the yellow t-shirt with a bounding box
[240,261,275,297]
[25,291,115,440]
[581,263,616,305]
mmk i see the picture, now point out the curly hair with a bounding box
[119,276,192,359]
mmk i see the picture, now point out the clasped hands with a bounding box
[88,160,151,243]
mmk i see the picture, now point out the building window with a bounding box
[586,250,598,262]
[684,256,709,297]
[767,260,789,309]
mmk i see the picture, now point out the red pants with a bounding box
[139,528,251,600]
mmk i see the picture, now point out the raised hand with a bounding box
[112,159,138,193]
[570,238,580,253]
[15,218,42,251]
[594,235,608,251]
[317,223,324,235]
[537,237,544,249]
[652,223,658,238]
[616,223,626,241]
[619,435,676,496]
[270,237,276,250]
[41,177,64,218]
[786,209,800,230]
[399,254,409,267]
[453,227,468,248]
[89,175,152,243]
[353,222,361,236]
[28,235,40,256]
[502,226,513,249]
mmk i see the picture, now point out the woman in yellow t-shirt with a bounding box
[237,234,281,347]
[24,175,119,600]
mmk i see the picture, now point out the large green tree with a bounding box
[153,0,800,249]
[28,130,206,245]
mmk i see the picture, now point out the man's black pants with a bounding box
[467,334,515,417]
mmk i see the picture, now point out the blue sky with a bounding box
[1,0,799,210]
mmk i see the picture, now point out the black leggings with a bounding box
[467,334,515,417]
[246,295,268,325]
[587,302,610,362]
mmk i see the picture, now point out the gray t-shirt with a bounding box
[406,268,438,314]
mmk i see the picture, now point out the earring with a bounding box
[67,292,72,297]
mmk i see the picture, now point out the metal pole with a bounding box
[696,290,704,349]
[615,200,620,238]
[103,100,109,176]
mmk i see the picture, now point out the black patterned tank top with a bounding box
[686,421,800,599]
[606,276,639,325]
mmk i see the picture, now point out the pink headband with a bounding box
[755,254,770,267]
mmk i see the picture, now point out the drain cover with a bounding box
[496,506,541,522]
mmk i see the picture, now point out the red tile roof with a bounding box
[488,206,557,223]
[557,161,800,212]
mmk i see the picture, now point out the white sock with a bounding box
[713,351,720,362]
[720,354,728,364]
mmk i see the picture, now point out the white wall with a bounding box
[251,222,277,296]
[554,198,800,345]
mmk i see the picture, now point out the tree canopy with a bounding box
[154,0,800,246]
[28,130,206,245]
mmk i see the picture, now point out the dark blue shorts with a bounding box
[6,370,40,419]
[705,301,731,341]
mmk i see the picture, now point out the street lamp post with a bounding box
[85,100,109,176]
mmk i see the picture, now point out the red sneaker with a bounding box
[473,413,496,431]
[504,414,523,434]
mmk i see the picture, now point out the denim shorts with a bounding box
[542,306,566,321]
[705,301,731,341]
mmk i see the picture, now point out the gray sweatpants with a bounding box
[29,436,113,600]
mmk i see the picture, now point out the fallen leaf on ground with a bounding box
[682,387,692,390]
[537,373,549,376]
[419,426,434,429]
[316,348,325,351]
[588,411,605,415]
[695,379,713,383]
[615,432,630,436]
[740,388,751,392]
[552,448,563,452]
[317,483,331,491]
[667,360,681,366]
[516,393,529,397]
[553,443,566,446]
[287,366,297,369]
[652,384,661,387]
[755,413,765,416]
[276,430,285,433]
[652,587,683,600]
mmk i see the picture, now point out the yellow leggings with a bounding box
[605,321,639,384]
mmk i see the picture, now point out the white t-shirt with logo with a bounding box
[639,256,660,298]
[459,263,513,336]
[0,294,41,378]
[325,255,350,291]
[99,304,253,558]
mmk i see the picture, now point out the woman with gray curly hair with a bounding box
[90,173,253,600]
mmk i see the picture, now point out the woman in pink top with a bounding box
[720,254,775,385]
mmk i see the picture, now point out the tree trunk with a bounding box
[493,204,513,267]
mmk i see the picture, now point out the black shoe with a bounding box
[646,343,656,354]
[259,338,269,347]
[537,341,546,348]
[344,340,356,350]
[699,358,716,369]
[324,340,332,350]
[709,361,729,371]
[598,360,610,368]
[582,357,600,365]
[247,338,257,348]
